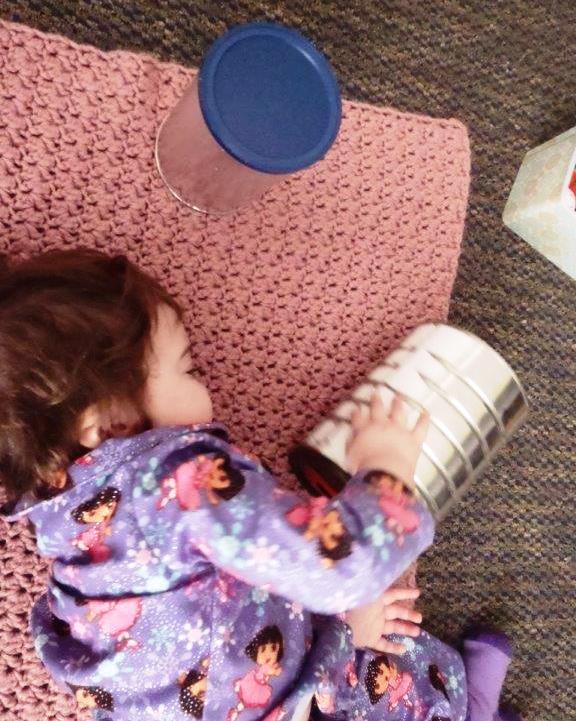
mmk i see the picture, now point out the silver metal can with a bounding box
[289,323,529,521]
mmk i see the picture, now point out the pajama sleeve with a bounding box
[130,431,435,614]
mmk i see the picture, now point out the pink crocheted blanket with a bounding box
[0,19,469,720]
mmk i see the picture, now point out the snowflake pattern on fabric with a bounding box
[4,425,468,720]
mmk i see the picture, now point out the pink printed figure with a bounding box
[366,471,420,545]
[286,497,353,568]
[227,625,284,721]
[74,453,94,466]
[365,654,414,711]
[387,670,414,710]
[71,488,121,563]
[285,496,328,528]
[157,453,245,511]
[86,597,142,651]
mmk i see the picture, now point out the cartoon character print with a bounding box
[71,487,121,563]
[428,664,450,702]
[179,658,210,718]
[227,625,284,721]
[365,471,420,545]
[365,654,414,711]
[157,452,245,511]
[83,597,142,651]
[67,684,114,712]
[286,497,353,568]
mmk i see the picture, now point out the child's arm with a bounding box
[131,394,434,614]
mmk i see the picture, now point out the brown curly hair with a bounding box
[0,248,182,500]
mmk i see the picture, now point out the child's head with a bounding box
[179,668,208,718]
[71,487,121,524]
[0,249,212,500]
[245,625,284,666]
[317,508,353,563]
[365,655,396,704]
[208,455,245,501]
[67,684,114,711]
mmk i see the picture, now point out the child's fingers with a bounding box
[389,394,407,425]
[412,408,430,444]
[380,587,421,606]
[371,637,407,656]
[382,619,421,638]
[369,392,388,422]
[350,405,365,432]
[383,603,422,625]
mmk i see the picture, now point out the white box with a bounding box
[503,126,576,280]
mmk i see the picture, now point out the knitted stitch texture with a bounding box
[0,20,469,720]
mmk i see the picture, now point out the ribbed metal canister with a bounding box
[289,324,529,521]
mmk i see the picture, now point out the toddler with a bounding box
[0,249,519,721]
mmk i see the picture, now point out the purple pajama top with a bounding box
[2,424,467,721]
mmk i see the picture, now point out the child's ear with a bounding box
[77,404,104,449]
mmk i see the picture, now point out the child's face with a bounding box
[188,676,207,703]
[82,500,116,524]
[319,510,344,551]
[75,688,97,709]
[144,305,213,428]
[374,662,397,695]
[209,462,231,490]
[256,641,280,667]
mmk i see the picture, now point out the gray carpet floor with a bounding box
[0,1,575,719]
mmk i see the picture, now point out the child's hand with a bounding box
[344,587,422,655]
[345,392,429,487]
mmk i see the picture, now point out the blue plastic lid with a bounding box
[198,22,342,175]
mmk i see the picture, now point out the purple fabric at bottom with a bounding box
[2,424,471,721]
[463,634,513,721]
